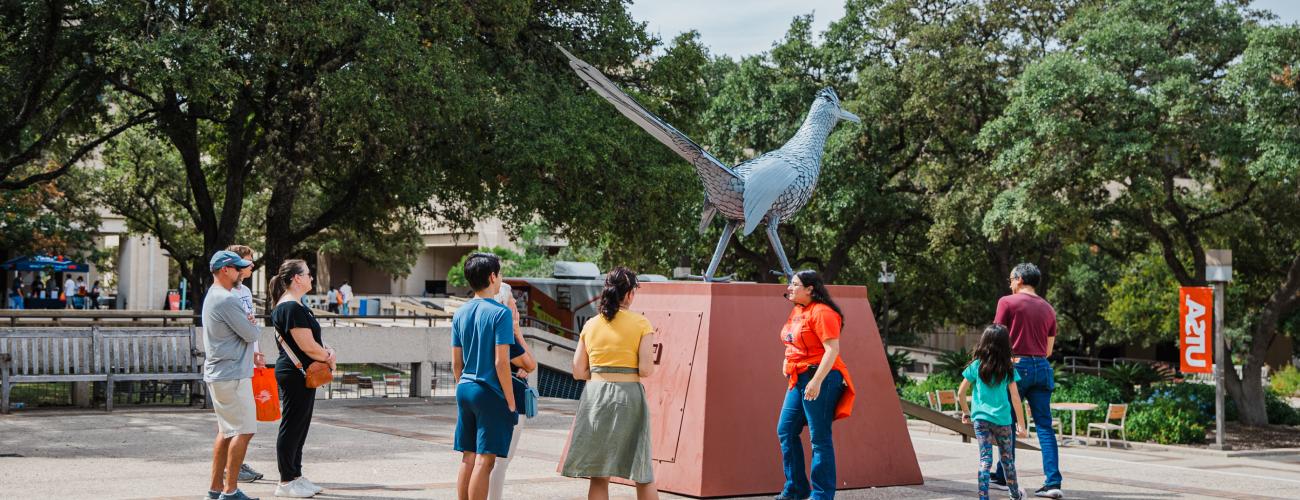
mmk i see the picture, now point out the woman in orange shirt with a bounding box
[777,270,854,500]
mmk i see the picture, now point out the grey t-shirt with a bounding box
[201,285,262,382]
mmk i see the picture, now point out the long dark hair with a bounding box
[599,267,639,321]
[268,259,307,304]
[972,324,1014,386]
[795,270,843,325]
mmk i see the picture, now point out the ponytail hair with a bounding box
[599,266,639,321]
[795,269,843,325]
[268,259,307,304]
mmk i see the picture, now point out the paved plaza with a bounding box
[2,397,1299,499]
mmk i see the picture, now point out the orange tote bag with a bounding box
[252,367,281,422]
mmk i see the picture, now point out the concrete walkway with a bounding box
[2,398,1298,499]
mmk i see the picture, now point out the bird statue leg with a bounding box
[765,222,795,280]
[701,220,738,282]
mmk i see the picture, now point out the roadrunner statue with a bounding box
[558,46,860,281]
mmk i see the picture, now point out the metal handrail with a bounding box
[520,315,578,338]
[0,310,449,327]
[521,333,577,353]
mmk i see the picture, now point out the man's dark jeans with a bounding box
[993,356,1062,488]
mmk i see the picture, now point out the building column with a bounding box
[410,361,433,398]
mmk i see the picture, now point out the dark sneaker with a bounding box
[1035,485,1063,498]
[238,463,263,483]
[205,491,220,500]
[990,478,1009,491]
[218,490,259,500]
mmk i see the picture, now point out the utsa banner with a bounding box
[1179,287,1214,374]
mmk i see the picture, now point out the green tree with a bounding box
[91,0,657,310]
[0,1,154,190]
[979,0,1293,424]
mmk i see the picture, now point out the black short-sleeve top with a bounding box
[272,301,323,369]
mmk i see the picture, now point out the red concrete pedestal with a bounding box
[566,281,923,497]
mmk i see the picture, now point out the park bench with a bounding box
[0,326,204,413]
[99,327,204,411]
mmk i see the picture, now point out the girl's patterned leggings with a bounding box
[975,419,1022,500]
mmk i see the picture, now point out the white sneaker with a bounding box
[273,479,315,498]
[297,477,323,494]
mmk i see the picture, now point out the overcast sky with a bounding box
[628,0,1300,58]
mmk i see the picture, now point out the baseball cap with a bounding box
[209,250,253,272]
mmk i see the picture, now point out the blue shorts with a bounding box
[454,381,517,457]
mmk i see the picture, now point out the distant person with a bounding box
[561,267,658,499]
[989,263,1062,499]
[31,278,44,300]
[487,282,537,500]
[9,276,23,309]
[776,270,854,500]
[47,276,58,300]
[338,281,352,315]
[959,324,1028,500]
[63,275,75,308]
[89,280,101,310]
[201,250,261,500]
[270,259,334,498]
[325,287,338,314]
[452,253,517,500]
[226,245,265,484]
[75,276,87,309]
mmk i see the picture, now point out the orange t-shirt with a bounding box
[782,302,842,364]
[780,302,856,420]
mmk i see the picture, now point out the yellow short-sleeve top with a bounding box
[581,310,654,369]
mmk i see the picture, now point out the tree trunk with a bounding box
[1225,252,1300,426]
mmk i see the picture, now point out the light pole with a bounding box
[878,261,896,349]
[1206,249,1232,451]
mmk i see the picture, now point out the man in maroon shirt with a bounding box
[990,263,1063,499]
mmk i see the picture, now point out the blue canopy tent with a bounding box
[2,255,89,273]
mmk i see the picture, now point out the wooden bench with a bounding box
[0,327,204,413]
[0,328,107,414]
[100,327,203,411]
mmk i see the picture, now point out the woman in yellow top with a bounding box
[561,267,659,500]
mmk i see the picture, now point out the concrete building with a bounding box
[323,217,564,297]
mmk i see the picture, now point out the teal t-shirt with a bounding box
[962,360,1021,426]
[451,298,515,399]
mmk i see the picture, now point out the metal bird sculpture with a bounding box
[557,45,860,281]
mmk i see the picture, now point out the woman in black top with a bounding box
[268,259,334,498]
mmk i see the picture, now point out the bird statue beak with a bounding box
[838,109,861,124]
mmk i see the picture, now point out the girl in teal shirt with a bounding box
[959,324,1028,500]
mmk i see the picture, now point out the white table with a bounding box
[1050,402,1098,445]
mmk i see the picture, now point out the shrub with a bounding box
[1266,389,1300,426]
[900,372,961,407]
[887,350,915,388]
[1051,374,1124,428]
[1103,362,1172,400]
[1271,365,1300,398]
[1138,382,1222,424]
[1126,398,1207,444]
[935,348,970,379]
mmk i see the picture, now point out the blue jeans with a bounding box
[777,369,844,500]
[993,357,1061,488]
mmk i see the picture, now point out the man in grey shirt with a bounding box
[202,250,262,500]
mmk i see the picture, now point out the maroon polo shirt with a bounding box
[993,292,1057,357]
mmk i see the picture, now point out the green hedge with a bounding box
[1051,374,1125,428]
[900,372,961,407]
[1126,398,1208,444]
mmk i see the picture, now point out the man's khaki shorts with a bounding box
[208,378,257,438]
